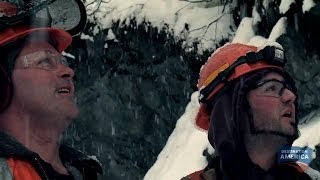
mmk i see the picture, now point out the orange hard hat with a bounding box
[0,0,73,52]
[196,43,286,130]
[0,24,72,53]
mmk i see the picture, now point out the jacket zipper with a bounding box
[34,157,50,180]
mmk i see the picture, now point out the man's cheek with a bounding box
[254,99,276,107]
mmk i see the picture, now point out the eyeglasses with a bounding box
[251,79,295,98]
[15,50,69,71]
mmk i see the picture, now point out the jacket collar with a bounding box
[0,130,103,175]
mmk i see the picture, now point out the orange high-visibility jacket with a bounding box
[0,132,102,180]
[0,157,41,180]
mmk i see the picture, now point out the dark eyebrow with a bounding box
[253,79,284,89]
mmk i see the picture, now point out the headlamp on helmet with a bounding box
[0,0,87,36]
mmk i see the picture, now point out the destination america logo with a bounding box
[277,146,313,164]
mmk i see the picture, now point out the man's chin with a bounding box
[58,104,79,121]
[253,127,299,141]
[67,107,79,119]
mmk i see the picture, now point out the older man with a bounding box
[0,1,101,179]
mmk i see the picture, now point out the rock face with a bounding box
[63,1,320,179]
[64,21,209,180]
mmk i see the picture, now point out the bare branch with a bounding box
[188,25,207,33]
[117,3,144,13]
[175,3,192,15]
[189,13,225,33]
[179,0,213,3]
[221,0,229,13]
[201,13,225,39]
[88,0,112,16]
[85,0,96,7]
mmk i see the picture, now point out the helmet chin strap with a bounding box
[249,118,299,143]
[248,114,299,143]
[251,129,299,143]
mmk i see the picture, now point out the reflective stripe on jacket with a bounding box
[0,157,13,180]
[6,157,41,180]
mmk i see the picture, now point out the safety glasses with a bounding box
[199,46,286,103]
[0,0,87,35]
[251,79,295,98]
[15,50,69,71]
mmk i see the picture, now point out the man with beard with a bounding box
[183,43,320,179]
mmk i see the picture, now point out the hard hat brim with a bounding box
[0,26,72,52]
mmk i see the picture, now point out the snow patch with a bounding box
[80,33,94,42]
[232,17,255,44]
[144,92,210,180]
[62,51,75,59]
[303,0,316,13]
[279,0,295,14]
[85,0,235,54]
[268,17,287,42]
[106,29,116,40]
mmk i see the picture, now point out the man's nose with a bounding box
[281,88,296,104]
[57,64,75,79]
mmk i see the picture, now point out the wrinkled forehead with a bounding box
[0,35,61,74]
[19,40,58,55]
[13,40,59,67]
